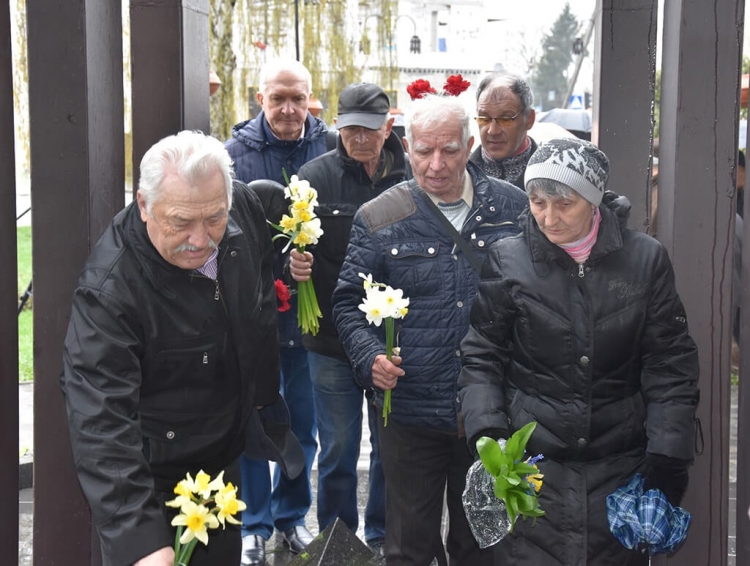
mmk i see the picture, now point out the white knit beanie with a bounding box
[524,138,609,206]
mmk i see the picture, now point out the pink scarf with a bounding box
[559,208,601,264]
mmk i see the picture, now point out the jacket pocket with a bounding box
[140,409,238,470]
[383,240,442,296]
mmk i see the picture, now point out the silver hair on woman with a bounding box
[526,178,576,200]
[405,94,472,148]
[138,131,235,215]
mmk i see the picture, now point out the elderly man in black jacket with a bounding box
[289,82,410,558]
[60,131,284,566]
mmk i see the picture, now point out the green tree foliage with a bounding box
[531,3,579,111]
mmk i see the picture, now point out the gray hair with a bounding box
[405,95,471,148]
[138,131,234,215]
[259,58,312,94]
[526,178,576,200]
[476,73,534,115]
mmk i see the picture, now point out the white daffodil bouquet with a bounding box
[165,469,246,565]
[358,273,409,426]
[269,174,324,335]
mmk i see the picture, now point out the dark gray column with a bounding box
[592,0,658,233]
[738,2,750,560]
[130,0,209,196]
[0,2,19,564]
[657,0,742,564]
[26,1,124,563]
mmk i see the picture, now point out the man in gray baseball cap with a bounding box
[289,83,411,560]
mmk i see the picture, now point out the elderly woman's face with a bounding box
[529,189,596,245]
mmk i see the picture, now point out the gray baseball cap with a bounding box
[337,83,391,130]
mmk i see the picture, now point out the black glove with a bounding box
[642,453,691,506]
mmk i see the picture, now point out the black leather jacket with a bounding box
[60,181,280,566]
[297,130,411,359]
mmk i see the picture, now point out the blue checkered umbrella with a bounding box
[606,473,692,555]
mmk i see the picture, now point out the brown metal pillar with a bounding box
[26,1,125,564]
[592,0,658,233]
[658,0,742,564]
[130,0,210,196]
[738,1,750,558]
[0,1,19,564]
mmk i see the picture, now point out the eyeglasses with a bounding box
[475,110,523,127]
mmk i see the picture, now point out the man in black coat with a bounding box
[60,131,283,566]
[290,83,410,559]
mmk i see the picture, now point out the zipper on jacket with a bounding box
[578,263,585,278]
[203,352,208,364]
[214,279,220,301]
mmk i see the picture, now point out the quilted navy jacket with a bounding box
[332,162,527,431]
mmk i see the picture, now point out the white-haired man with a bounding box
[331,95,527,565]
[225,58,327,564]
[61,131,284,566]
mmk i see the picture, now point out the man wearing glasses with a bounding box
[469,73,537,190]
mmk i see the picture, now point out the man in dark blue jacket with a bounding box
[225,58,327,565]
[331,94,527,566]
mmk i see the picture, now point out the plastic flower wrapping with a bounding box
[269,174,323,335]
[165,469,246,565]
[406,74,471,100]
[358,273,409,425]
[462,422,545,548]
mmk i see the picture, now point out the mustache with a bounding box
[174,239,219,253]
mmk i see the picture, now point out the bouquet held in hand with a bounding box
[268,174,324,335]
[165,469,246,565]
[463,422,545,548]
[358,273,409,426]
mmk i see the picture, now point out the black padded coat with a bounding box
[458,193,700,565]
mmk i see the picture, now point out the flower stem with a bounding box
[384,317,394,426]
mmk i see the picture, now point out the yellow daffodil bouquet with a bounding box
[165,469,246,565]
[268,174,324,335]
[358,273,409,426]
[476,422,545,530]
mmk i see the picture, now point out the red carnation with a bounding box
[275,279,292,312]
[443,74,470,96]
[407,79,437,100]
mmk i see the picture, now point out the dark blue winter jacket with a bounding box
[332,162,527,431]
[226,111,328,347]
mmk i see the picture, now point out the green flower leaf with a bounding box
[476,436,504,477]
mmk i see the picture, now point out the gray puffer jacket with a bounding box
[459,192,700,565]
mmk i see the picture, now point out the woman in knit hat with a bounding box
[458,138,700,565]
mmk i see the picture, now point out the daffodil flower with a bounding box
[358,274,409,426]
[192,469,225,500]
[359,272,374,291]
[214,482,246,527]
[171,500,220,546]
[165,478,195,510]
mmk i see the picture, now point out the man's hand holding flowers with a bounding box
[371,352,404,393]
